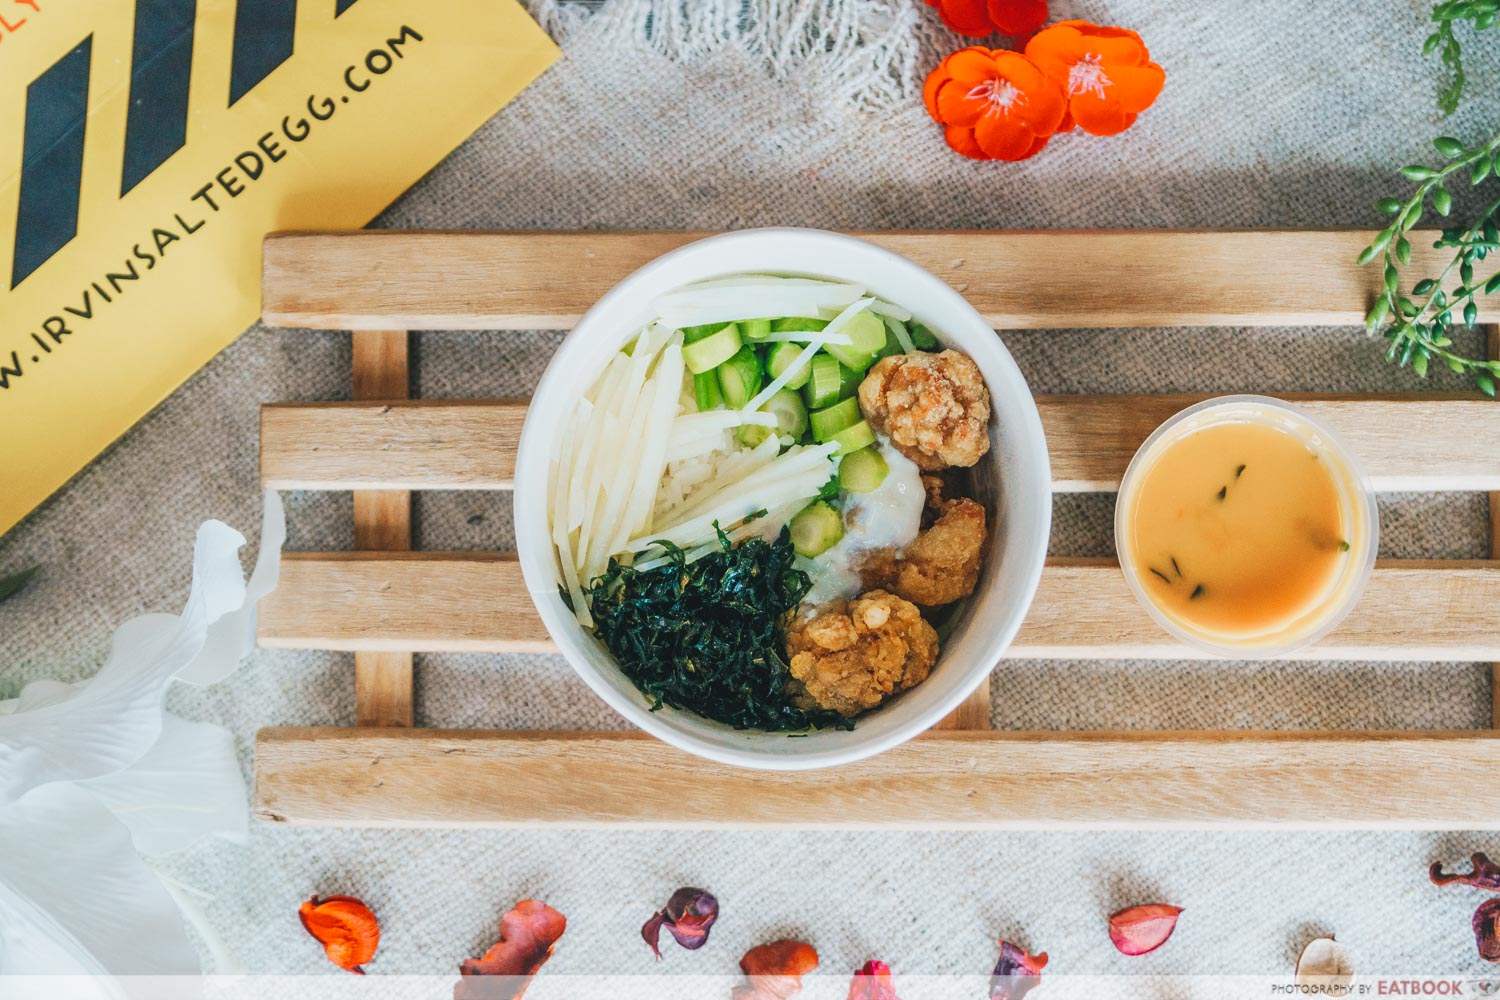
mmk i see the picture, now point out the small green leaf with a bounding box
[1474,157,1492,184]
[1396,237,1413,264]
[1356,243,1383,266]
[1364,296,1391,331]
[0,567,37,604]
[1401,165,1439,181]
[1434,186,1454,215]
[1414,278,1440,295]
[1434,136,1465,157]
[1466,300,1479,326]
[1377,197,1404,215]
[1449,355,1468,374]
[1413,352,1430,377]
[1424,31,1442,55]
[1478,372,1497,397]
[1384,263,1399,293]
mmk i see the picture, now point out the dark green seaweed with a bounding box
[583,526,849,732]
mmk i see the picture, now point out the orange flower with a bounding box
[298,895,380,974]
[922,47,1066,161]
[1024,20,1165,136]
[924,0,1048,38]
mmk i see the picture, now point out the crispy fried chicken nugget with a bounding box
[862,478,987,607]
[858,350,991,471]
[786,590,938,717]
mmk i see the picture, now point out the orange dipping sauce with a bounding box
[1117,398,1376,654]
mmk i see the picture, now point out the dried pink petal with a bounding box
[848,960,899,1000]
[640,887,719,959]
[1476,899,1500,963]
[1431,853,1500,892]
[989,940,1047,1000]
[1108,904,1182,956]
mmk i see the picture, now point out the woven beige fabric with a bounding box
[2,0,1499,983]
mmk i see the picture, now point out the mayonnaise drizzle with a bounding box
[802,438,925,608]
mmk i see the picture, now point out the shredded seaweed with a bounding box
[584,526,849,732]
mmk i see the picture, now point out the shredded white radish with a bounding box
[884,315,917,354]
[761,330,853,345]
[654,281,865,329]
[870,299,913,322]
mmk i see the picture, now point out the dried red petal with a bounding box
[1475,899,1500,962]
[735,940,819,1000]
[454,900,566,1000]
[989,940,1047,1000]
[848,959,899,1000]
[298,895,379,974]
[641,887,719,959]
[1108,904,1182,956]
[1431,853,1500,892]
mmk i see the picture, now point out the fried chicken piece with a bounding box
[858,349,991,471]
[786,590,938,717]
[862,478,987,606]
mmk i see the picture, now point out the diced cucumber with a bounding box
[735,424,774,448]
[837,362,862,399]
[682,322,730,343]
[772,316,829,333]
[909,322,940,350]
[829,419,876,455]
[764,389,809,440]
[716,345,763,408]
[741,318,773,342]
[837,445,889,493]
[683,324,743,374]
[767,342,812,390]
[693,371,723,411]
[789,501,844,558]
[803,354,844,409]
[810,397,862,442]
[823,311,888,372]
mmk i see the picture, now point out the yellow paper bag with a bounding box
[0,0,558,534]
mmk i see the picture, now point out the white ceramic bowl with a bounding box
[514,228,1052,770]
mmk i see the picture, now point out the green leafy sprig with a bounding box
[1358,133,1500,395]
[1426,1,1499,115]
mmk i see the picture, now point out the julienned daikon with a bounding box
[548,273,945,628]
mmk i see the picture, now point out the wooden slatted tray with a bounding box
[253,230,1500,829]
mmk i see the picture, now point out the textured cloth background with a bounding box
[2,0,1500,985]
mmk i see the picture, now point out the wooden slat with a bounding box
[253,727,1500,829]
[933,686,992,731]
[259,394,1500,493]
[262,230,1500,332]
[1490,326,1500,728]
[261,400,521,490]
[351,330,413,728]
[256,554,1500,662]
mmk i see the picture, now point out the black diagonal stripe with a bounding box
[11,36,93,289]
[229,0,296,107]
[336,0,360,15]
[121,0,198,196]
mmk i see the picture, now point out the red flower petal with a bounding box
[990,940,1047,1000]
[1432,853,1500,892]
[1476,898,1500,963]
[641,887,719,959]
[930,0,997,38]
[986,0,1048,37]
[848,959,900,1000]
[735,940,820,1000]
[943,125,987,159]
[1108,904,1182,956]
[298,895,379,975]
[455,900,566,1000]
